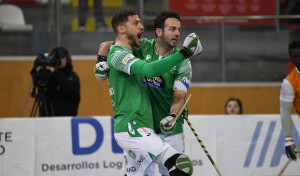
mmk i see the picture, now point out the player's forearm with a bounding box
[131,52,184,77]
[170,90,186,115]
[280,100,293,137]
[170,100,184,115]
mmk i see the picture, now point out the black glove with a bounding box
[285,137,297,160]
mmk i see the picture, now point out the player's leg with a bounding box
[144,161,156,176]
[122,150,140,176]
[122,150,155,176]
[158,127,185,176]
[114,127,170,176]
[155,147,193,176]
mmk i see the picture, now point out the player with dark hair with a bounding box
[104,9,201,176]
[280,40,300,160]
[95,10,199,176]
[134,10,192,176]
[287,41,300,72]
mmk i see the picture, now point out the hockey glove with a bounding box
[94,61,109,81]
[179,33,202,58]
[160,114,177,134]
[285,137,297,160]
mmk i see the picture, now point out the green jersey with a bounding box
[135,39,192,135]
[107,45,153,133]
[107,43,186,133]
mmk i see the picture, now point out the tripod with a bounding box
[30,86,54,117]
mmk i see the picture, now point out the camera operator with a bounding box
[30,47,80,117]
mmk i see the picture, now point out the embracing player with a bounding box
[134,10,193,176]
[99,9,202,176]
[95,10,201,176]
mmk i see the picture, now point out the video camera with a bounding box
[34,53,61,68]
[30,53,61,89]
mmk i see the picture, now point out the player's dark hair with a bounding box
[153,10,181,37]
[225,98,243,114]
[111,9,138,33]
[288,40,300,58]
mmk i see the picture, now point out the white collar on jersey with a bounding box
[154,42,176,60]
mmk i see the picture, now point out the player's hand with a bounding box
[94,61,109,81]
[285,137,297,160]
[179,33,202,58]
[160,114,177,134]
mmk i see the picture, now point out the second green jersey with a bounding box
[135,39,192,135]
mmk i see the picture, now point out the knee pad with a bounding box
[164,153,193,176]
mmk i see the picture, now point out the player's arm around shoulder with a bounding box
[98,41,114,56]
[94,41,114,81]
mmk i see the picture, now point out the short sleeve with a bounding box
[110,50,139,75]
[173,59,192,92]
[280,79,295,102]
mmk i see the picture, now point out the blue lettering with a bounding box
[244,121,263,167]
[270,128,285,167]
[257,121,276,167]
[71,117,104,155]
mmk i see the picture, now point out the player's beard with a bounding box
[126,32,141,48]
[161,33,177,51]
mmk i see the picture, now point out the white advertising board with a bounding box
[0,115,299,176]
[184,115,300,176]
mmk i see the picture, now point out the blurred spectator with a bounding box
[225,98,243,114]
[78,0,110,32]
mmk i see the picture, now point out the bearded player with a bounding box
[102,9,202,176]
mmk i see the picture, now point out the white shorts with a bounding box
[144,132,185,176]
[115,127,170,176]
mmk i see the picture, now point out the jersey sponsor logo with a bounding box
[142,75,165,90]
[128,150,136,159]
[126,166,136,173]
[148,152,156,161]
[140,127,151,136]
[124,156,128,165]
[122,54,135,64]
[137,155,145,165]
[182,76,191,85]
[129,129,135,135]
[145,55,151,60]
[109,87,114,96]
[128,123,135,135]
[170,67,176,74]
